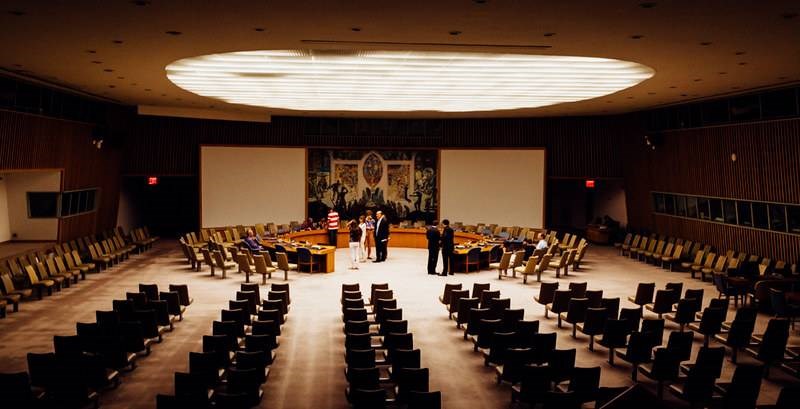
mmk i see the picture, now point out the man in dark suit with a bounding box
[440,219,454,276]
[373,210,390,262]
[426,221,440,274]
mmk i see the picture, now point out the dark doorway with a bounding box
[119,176,198,238]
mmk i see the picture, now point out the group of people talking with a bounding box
[326,208,390,269]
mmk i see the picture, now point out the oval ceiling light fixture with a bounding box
[166,50,654,112]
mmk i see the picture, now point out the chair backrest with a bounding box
[471,283,490,299]
[633,283,656,305]
[536,282,559,305]
[551,290,572,313]
[713,256,728,272]
[568,282,587,298]
[276,252,291,270]
[601,298,620,319]
[666,330,694,362]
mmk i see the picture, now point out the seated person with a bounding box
[300,217,315,231]
[242,229,263,251]
[523,238,535,261]
[535,233,549,250]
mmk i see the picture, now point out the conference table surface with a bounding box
[279,228,501,273]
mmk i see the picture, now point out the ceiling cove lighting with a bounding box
[166,50,654,112]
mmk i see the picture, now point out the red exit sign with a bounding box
[147,176,159,185]
[585,179,595,188]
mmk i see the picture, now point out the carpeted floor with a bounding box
[0,242,796,408]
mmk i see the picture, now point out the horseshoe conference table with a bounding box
[275,228,500,273]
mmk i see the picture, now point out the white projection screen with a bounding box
[200,146,306,227]
[440,149,546,228]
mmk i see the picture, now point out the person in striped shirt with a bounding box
[327,207,340,246]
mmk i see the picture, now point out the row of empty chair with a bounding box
[439,282,615,408]
[1,283,190,408]
[494,236,588,284]
[157,282,290,408]
[342,283,442,409]
[179,236,298,282]
[0,226,159,317]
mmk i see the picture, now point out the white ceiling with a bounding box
[0,0,798,119]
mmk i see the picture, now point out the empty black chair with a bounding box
[530,332,557,365]
[350,388,386,409]
[160,291,184,320]
[174,372,211,408]
[536,282,559,313]
[267,290,289,315]
[0,372,37,408]
[236,291,258,316]
[346,367,381,401]
[373,298,397,319]
[384,332,413,363]
[639,347,681,399]
[485,331,516,366]
[341,283,360,298]
[664,282,683,304]
[770,288,800,327]
[598,319,629,366]
[665,330,695,363]
[668,365,716,409]
[516,320,541,346]
[715,364,764,409]
[580,307,607,351]
[341,290,362,303]
[641,318,665,348]
[214,392,249,409]
[127,291,148,309]
[561,366,601,404]
[548,348,577,384]
[474,318,502,351]
[488,297,511,320]
[562,298,589,337]
[396,367,429,403]
[261,299,285,322]
[684,288,705,311]
[226,367,262,407]
[619,307,642,334]
[601,297,620,319]
[149,299,172,330]
[213,320,242,347]
[748,318,790,378]
[628,282,656,308]
[479,290,500,309]
[346,333,373,351]
[270,282,290,304]
[407,390,441,409]
[390,348,421,380]
[464,308,489,339]
[568,282,587,298]
[380,319,408,336]
[235,350,269,384]
[378,307,403,325]
[615,331,654,381]
[511,365,553,406]
[497,347,532,384]
[369,284,390,304]
[53,334,84,358]
[244,335,277,364]
[697,307,725,346]
[139,283,159,301]
[585,289,603,308]
[681,346,725,380]
[346,349,377,380]
[439,283,462,305]
[714,317,755,363]
[344,307,368,323]
[648,289,676,319]
[241,283,262,304]
[344,320,370,336]
[203,334,233,368]
[189,351,221,388]
[549,290,572,328]
[251,319,279,337]
[448,289,469,319]
[497,307,523,329]
[108,302,132,322]
[257,310,282,335]
[342,298,366,313]
[471,282,490,299]
[169,284,192,306]
[722,305,757,331]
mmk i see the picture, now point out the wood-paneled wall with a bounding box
[123,115,638,178]
[624,118,800,262]
[0,109,120,241]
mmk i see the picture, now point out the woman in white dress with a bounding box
[348,219,362,269]
[358,215,368,262]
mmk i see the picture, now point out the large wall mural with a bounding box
[307,149,438,223]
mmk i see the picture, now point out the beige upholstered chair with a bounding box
[661,244,683,271]
[276,252,297,278]
[491,252,513,280]
[253,254,278,283]
[549,251,569,278]
[212,250,236,279]
[25,265,54,299]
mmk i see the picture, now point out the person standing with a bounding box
[364,211,375,260]
[374,210,390,262]
[440,219,454,276]
[358,215,368,262]
[347,219,361,269]
[426,221,440,275]
[327,207,339,247]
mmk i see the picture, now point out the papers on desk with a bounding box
[311,245,323,250]
[455,245,466,249]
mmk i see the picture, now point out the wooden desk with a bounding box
[262,240,336,273]
[451,244,496,273]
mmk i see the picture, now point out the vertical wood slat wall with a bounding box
[0,110,120,241]
[123,115,637,178]
[624,118,800,263]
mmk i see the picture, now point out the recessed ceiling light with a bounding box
[639,2,657,8]
[92,60,103,64]
[117,76,125,79]
[629,34,644,40]
[473,0,488,4]
[351,27,362,32]
[543,32,556,37]
[108,85,116,88]
[254,27,265,32]
[7,10,25,16]
[131,83,137,86]
[166,50,655,112]
[647,92,656,95]
[693,78,702,82]
[680,93,687,97]
[738,62,747,65]
[734,51,746,55]
[669,85,677,88]
[131,0,151,5]
[144,88,151,91]
[112,40,124,44]
[626,96,634,99]
[86,49,97,54]
[731,86,740,89]
[165,30,182,36]
[449,30,462,36]
[699,41,712,46]
[718,71,727,75]
[161,93,167,96]
[104,68,114,72]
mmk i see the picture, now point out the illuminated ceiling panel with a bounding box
[167,50,654,112]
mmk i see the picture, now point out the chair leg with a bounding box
[589,336,594,351]
[608,348,615,366]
